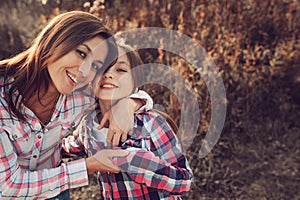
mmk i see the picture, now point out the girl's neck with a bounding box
[99,101,111,115]
[98,100,117,120]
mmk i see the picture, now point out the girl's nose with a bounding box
[103,72,113,79]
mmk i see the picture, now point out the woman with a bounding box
[0,11,151,199]
[73,40,193,199]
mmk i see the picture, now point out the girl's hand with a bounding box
[86,149,129,174]
[99,98,142,146]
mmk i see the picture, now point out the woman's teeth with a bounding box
[67,72,78,84]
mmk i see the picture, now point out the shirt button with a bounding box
[33,155,38,159]
[37,135,42,139]
[13,134,18,139]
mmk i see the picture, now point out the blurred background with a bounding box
[1,0,299,199]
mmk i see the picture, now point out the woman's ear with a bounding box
[88,82,93,89]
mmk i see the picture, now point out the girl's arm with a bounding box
[112,112,194,195]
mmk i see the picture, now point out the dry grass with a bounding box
[36,0,300,199]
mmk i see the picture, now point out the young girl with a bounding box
[74,40,193,199]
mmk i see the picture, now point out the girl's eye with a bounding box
[116,68,128,73]
[76,49,87,58]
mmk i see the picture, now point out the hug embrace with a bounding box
[0,11,193,199]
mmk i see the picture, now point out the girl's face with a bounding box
[47,36,108,94]
[93,49,135,103]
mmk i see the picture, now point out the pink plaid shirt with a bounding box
[0,76,152,199]
[0,77,95,199]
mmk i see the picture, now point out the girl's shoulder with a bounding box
[135,109,178,134]
[134,110,170,129]
[135,110,161,121]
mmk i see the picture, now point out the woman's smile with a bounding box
[47,36,109,94]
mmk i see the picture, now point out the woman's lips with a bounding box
[66,71,78,86]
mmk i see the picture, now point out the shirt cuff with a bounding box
[66,159,89,189]
[128,90,153,111]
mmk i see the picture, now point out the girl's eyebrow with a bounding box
[117,61,129,66]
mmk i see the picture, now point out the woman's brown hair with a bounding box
[0,11,117,121]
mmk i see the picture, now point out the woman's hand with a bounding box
[99,98,142,146]
[86,149,129,174]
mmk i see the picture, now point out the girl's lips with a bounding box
[100,83,118,89]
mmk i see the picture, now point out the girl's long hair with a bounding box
[0,11,117,121]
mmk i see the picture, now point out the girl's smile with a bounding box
[93,48,135,105]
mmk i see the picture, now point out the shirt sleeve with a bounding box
[112,113,194,195]
[128,90,153,111]
[62,112,107,157]
[0,129,89,199]
[61,116,88,158]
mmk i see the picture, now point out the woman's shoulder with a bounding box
[0,77,8,99]
[0,76,13,93]
[62,90,97,110]
[0,76,6,89]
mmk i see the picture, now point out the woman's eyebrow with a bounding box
[94,60,104,65]
[81,44,92,52]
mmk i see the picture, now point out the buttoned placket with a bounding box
[29,122,45,170]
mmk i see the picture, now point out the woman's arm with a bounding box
[0,129,88,199]
[99,90,153,146]
[0,127,127,199]
[112,112,194,195]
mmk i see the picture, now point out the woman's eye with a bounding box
[91,62,99,70]
[76,49,87,58]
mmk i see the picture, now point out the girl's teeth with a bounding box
[102,84,115,88]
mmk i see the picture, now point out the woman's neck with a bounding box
[25,82,60,126]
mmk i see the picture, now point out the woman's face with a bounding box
[47,36,108,94]
[93,49,135,102]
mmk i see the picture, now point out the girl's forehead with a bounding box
[117,48,129,64]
